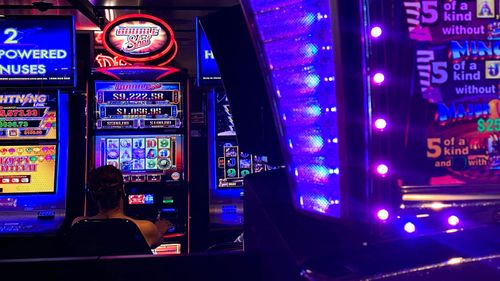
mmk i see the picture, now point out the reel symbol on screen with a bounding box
[227,169,237,177]
[158,158,172,170]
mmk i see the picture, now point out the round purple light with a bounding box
[373,73,385,84]
[374,118,387,130]
[404,222,416,233]
[370,26,383,38]
[377,209,389,221]
[376,164,389,176]
[448,215,460,226]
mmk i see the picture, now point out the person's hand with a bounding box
[155,218,174,234]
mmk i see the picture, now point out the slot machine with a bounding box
[88,14,189,254]
[196,18,271,228]
[207,90,271,226]
[0,16,74,240]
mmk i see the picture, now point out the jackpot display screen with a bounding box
[94,81,182,130]
[0,144,56,194]
[400,1,500,186]
[0,92,57,140]
[94,134,184,183]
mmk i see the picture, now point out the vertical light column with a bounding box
[241,0,340,217]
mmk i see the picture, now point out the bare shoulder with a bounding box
[131,219,156,232]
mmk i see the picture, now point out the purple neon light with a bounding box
[377,209,389,221]
[376,164,389,175]
[374,118,387,130]
[447,215,460,226]
[404,222,416,233]
[242,0,340,217]
[370,26,382,38]
[373,72,385,84]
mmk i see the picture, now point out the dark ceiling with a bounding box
[0,0,240,77]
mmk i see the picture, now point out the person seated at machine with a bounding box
[72,165,172,248]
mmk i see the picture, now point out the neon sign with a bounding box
[102,14,177,66]
[0,16,75,87]
[95,54,132,68]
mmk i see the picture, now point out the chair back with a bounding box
[65,218,152,256]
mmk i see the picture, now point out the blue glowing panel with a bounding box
[196,18,222,86]
[0,16,75,88]
[241,0,340,217]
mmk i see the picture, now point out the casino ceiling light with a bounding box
[104,9,116,22]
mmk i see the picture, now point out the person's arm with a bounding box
[71,216,85,226]
[136,219,172,248]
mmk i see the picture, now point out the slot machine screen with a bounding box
[216,140,269,189]
[213,91,270,189]
[0,92,57,140]
[94,134,184,183]
[94,81,182,130]
[0,144,56,194]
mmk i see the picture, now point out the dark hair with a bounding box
[88,165,125,211]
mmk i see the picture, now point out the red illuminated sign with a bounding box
[95,53,132,68]
[102,14,177,66]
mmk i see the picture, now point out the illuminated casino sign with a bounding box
[196,18,222,86]
[0,16,75,88]
[102,14,178,66]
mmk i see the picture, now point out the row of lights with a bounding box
[369,23,455,235]
[368,16,455,236]
[370,23,402,230]
[369,25,390,181]
[376,210,460,234]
